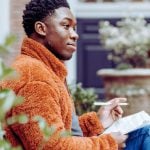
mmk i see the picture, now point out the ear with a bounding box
[34,21,47,36]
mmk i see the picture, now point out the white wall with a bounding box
[0,0,10,44]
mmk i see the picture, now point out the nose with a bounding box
[70,29,79,41]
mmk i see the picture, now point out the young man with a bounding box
[1,0,150,149]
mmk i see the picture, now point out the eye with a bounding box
[63,24,70,30]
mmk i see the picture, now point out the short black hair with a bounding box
[22,0,70,36]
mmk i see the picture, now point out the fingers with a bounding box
[113,106,123,118]
[112,111,122,121]
[101,97,127,111]
[122,134,128,141]
[115,105,123,115]
[111,110,122,121]
[104,98,126,118]
[111,132,128,149]
[122,143,126,148]
[106,98,127,110]
[119,142,127,150]
[109,97,127,106]
[111,106,124,121]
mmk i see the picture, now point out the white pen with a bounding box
[94,102,128,106]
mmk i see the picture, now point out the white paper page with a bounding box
[103,111,150,134]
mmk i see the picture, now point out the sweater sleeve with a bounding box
[79,112,105,137]
[6,81,118,150]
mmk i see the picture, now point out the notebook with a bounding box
[103,111,150,135]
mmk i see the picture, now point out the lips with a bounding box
[67,43,77,51]
[67,42,76,47]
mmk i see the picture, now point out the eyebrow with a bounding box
[63,17,77,25]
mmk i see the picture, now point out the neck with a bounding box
[28,34,65,63]
[29,34,45,46]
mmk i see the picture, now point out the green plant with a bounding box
[0,35,16,54]
[99,17,150,69]
[0,35,26,150]
[70,83,98,115]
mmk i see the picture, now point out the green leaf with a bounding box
[33,116,56,141]
[1,90,16,111]
[0,45,8,53]
[18,114,28,124]
[7,116,17,125]
[0,60,17,80]
[33,116,46,130]
[60,130,72,137]
[13,96,24,106]
[7,114,28,125]
[0,89,23,120]
[4,35,16,47]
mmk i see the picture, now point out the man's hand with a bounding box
[97,98,127,129]
[111,132,128,149]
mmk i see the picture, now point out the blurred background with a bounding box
[1,0,150,101]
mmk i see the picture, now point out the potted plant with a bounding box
[69,83,98,115]
[97,17,150,116]
[99,17,150,69]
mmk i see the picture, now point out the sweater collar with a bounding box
[21,37,67,82]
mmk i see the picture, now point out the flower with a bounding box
[99,17,150,69]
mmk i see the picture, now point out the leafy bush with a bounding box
[70,83,98,115]
[0,35,25,149]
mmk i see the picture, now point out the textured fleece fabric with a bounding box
[1,38,118,150]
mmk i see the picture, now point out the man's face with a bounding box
[43,7,79,60]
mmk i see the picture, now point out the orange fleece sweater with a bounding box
[2,38,118,150]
